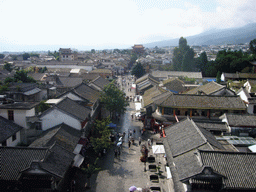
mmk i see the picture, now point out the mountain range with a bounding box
[144,23,256,48]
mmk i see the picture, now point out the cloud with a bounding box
[0,0,255,50]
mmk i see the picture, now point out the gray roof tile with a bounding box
[1,146,48,180]
[199,150,256,189]
[0,116,23,143]
[153,92,246,110]
[29,123,81,152]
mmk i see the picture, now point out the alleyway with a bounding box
[84,75,172,192]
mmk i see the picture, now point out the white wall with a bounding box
[248,104,254,114]
[40,109,81,131]
[0,131,21,147]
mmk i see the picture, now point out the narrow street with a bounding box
[86,74,172,192]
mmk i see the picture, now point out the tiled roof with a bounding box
[72,83,100,104]
[8,83,38,92]
[135,74,159,85]
[0,116,23,143]
[90,76,110,90]
[184,81,225,95]
[193,119,228,132]
[56,77,83,88]
[162,78,186,93]
[89,69,112,74]
[151,70,202,79]
[222,113,256,127]
[29,123,81,152]
[40,144,75,178]
[199,150,256,190]
[1,146,49,180]
[0,102,39,110]
[172,146,209,181]
[153,92,246,110]
[223,72,256,79]
[27,72,46,81]
[56,97,91,121]
[164,118,223,157]
[143,86,168,107]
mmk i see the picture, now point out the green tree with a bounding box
[30,53,39,58]
[3,62,12,72]
[249,39,256,55]
[14,70,36,83]
[90,118,113,156]
[48,51,59,60]
[0,85,8,94]
[41,66,47,73]
[38,101,50,113]
[81,158,101,189]
[179,36,189,51]
[172,47,183,71]
[129,53,138,69]
[0,54,5,59]
[216,71,221,83]
[131,62,145,78]
[196,51,208,76]
[182,48,195,71]
[100,83,129,119]
[4,77,14,84]
[91,49,96,54]
[172,37,194,71]
[22,53,30,60]
[91,118,111,138]
[113,49,120,53]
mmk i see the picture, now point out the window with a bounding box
[2,140,7,146]
[8,110,14,121]
[164,107,173,115]
[12,133,16,141]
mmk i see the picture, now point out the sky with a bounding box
[0,0,256,52]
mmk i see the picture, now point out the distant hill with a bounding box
[144,23,256,48]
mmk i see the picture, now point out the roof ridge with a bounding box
[190,118,209,146]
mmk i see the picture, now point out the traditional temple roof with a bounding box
[198,150,256,190]
[153,92,246,110]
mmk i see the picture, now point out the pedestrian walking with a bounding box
[131,114,133,120]
[128,140,131,149]
[139,137,141,145]
[148,138,151,147]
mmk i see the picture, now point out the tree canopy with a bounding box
[4,62,12,72]
[14,70,36,83]
[172,37,195,71]
[131,62,145,78]
[249,39,256,55]
[100,82,129,118]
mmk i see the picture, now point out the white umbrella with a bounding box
[117,141,122,147]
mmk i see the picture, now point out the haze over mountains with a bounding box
[1,23,256,52]
[144,23,256,48]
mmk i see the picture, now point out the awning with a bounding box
[73,144,83,155]
[166,166,172,179]
[152,112,168,122]
[249,144,256,152]
[108,123,117,128]
[24,88,41,96]
[73,154,84,167]
[152,145,165,154]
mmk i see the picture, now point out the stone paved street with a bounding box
[85,75,173,192]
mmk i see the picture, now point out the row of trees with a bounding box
[172,37,256,77]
